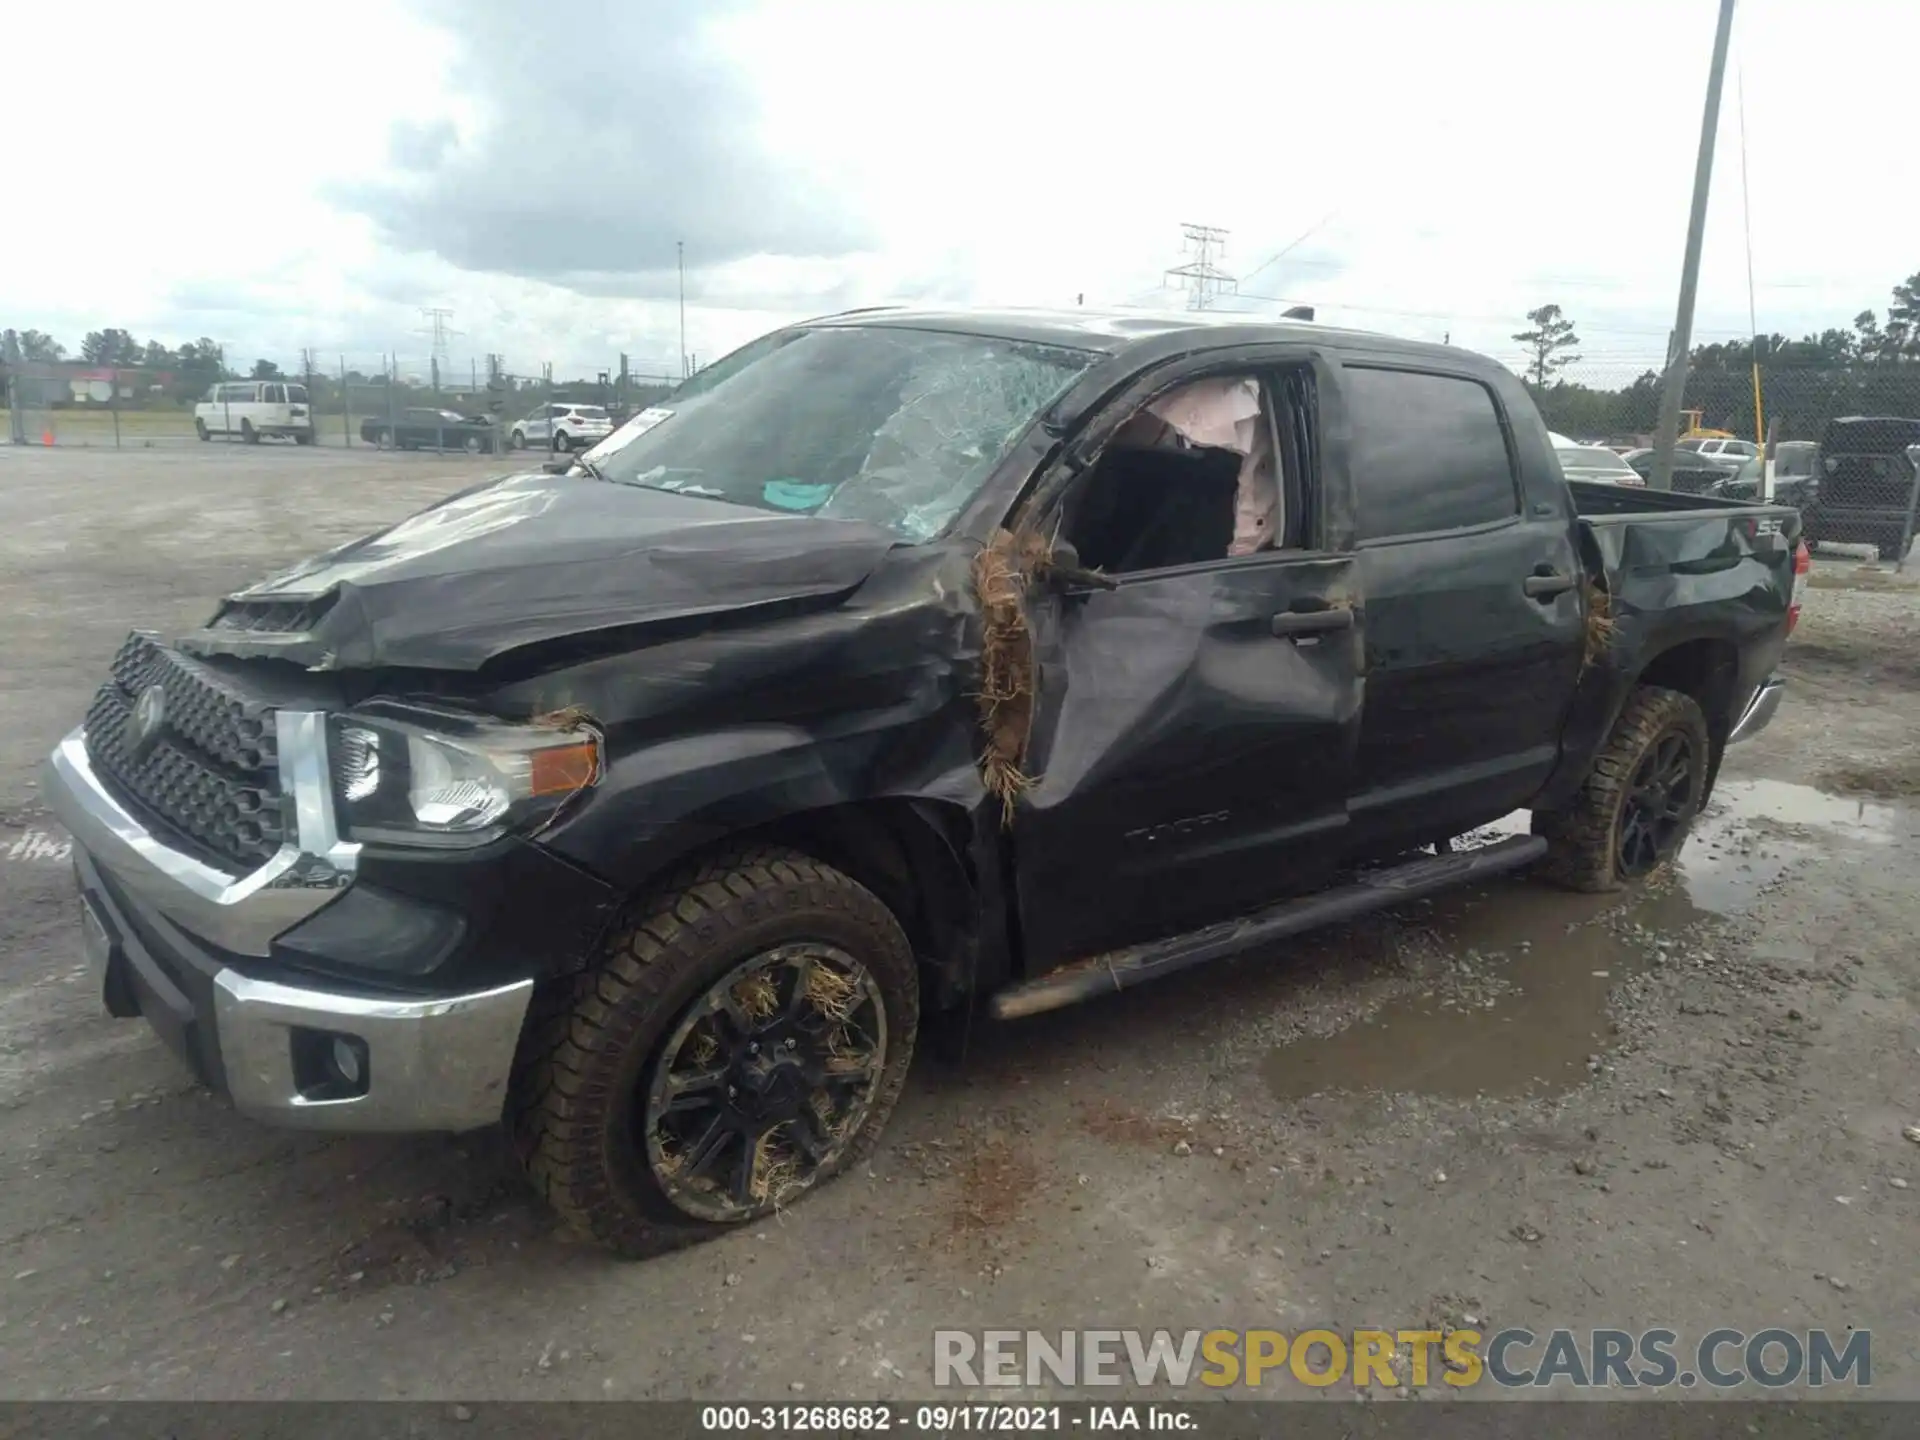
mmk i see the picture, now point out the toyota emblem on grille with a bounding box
[126,683,167,761]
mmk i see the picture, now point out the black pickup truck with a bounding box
[45,309,1805,1255]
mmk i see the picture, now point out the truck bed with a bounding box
[1566,478,1797,526]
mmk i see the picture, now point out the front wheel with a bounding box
[374,428,392,450]
[240,419,258,444]
[294,429,313,446]
[510,847,918,1256]
[463,434,484,454]
[195,419,209,441]
[1878,536,1911,563]
[1532,685,1712,892]
[509,430,526,450]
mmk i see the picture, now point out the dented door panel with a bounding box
[1013,553,1364,971]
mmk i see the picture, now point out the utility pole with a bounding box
[677,240,688,379]
[1165,224,1236,311]
[1649,0,1738,492]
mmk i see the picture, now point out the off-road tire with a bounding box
[1531,685,1711,893]
[508,847,919,1257]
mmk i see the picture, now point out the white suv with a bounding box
[1679,437,1759,470]
[510,403,613,453]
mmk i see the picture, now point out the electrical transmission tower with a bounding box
[417,308,462,396]
[1164,224,1236,311]
[419,308,461,367]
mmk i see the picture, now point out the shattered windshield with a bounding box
[587,325,1098,542]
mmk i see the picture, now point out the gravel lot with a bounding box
[2,445,1917,1401]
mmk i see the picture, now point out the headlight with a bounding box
[329,702,600,846]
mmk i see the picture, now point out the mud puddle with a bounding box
[1262,779,1901,1102]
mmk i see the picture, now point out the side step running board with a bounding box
[989,834,1548,1021]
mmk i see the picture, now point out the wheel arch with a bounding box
[564,797,983,1015]
[1629,636,1741,800]
[1538,628,1743,813]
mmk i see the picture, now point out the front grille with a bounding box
[84,634,286,871]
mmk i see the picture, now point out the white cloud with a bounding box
[4,0,1915,385]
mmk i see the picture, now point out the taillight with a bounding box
[1787,539,1809,635]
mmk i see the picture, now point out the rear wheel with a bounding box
[552,431,573,454]
[294,429,313,446]
[374,428,392,450]
[509,847,918,1256]
[240,419,258,444]
[1532,685,1711,893]
[1878,536,1910,563]
[463,434,483,454]
[510,429,526,450]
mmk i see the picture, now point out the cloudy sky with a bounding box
[6,0,1914,385]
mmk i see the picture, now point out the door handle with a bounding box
[1271,607,1355,638]
[1523,570,1577,601]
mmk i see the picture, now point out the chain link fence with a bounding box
[1,350,680,453]
[1527,358,1920,564]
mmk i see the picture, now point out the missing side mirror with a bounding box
[1044,541,1119,592]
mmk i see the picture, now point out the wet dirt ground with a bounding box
[2,447,1917,1401]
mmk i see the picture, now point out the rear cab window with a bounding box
[1344,367,1519,540]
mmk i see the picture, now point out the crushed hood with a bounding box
[176,470,899,671]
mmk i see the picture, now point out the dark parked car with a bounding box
[360,407,497,453]
[45,308,1804,1255]
[1710,442,1820,510]
[1623,447,1733,494]
[1800,416,1920,562]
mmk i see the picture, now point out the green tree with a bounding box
[1853,310,1889,363]
[140,340,173,369]
[168,338,227,401]
[1513,304,1581,388]
[250,358,283,380]
[79,328,141,366]
[1887,271,1920,358]
[4,327,67,361]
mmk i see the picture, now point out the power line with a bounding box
[1164,224,1237,311]
[1238,210,1341,287]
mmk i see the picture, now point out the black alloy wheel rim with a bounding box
[642,943,887,1222]
[1619,729,1696,877]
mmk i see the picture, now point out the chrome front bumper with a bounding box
[1728,677,1785,745]
[213,970,532,1132]
[48,724,532,1134]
